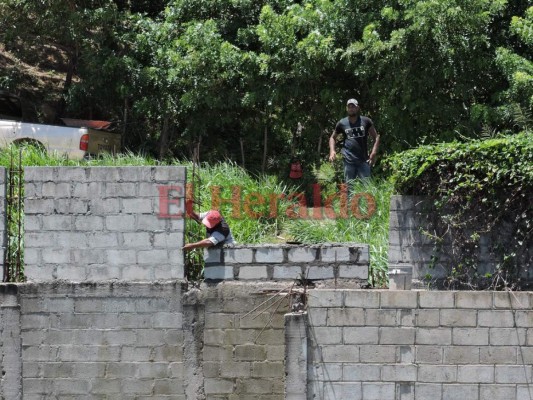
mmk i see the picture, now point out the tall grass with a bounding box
[0,146,392,285]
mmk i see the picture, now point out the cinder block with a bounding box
[308,363,343,381]
[359,345,397,363]
[456,292,493,309]
[273,266,301,280]
[321,247,351,262]
[440,309,477,327]
[255,247,284,263]
[442,384,479,400]
[105,182,137,197]
[327,308,365,327]
[362,382,396,399]
[238,266,268,280]
[515,311,533,328]
[307,290,343,308]
[443,346,480,364]
[414,383,443,400]
[416,310,440,327]
[495,365,533,383]
[224,248,254,264]
[418,365,457,383]
[365,309,398,326]
[106,250,136,266]
[478,310,515,327]
[490,328,527,345]
[105,215,136,232]
[339,264,368,279]
[452,328,489,345]
[306,266,334,280]
[204,248,222,264]
[344,290,380,308]
[74,216,104,231]
[416,328,452,345]
[415,346,443,364]
[342,364,381,381]
[25,198,55,215]
[137,250,169,264]
[457,365,494,383]
[419,291,455,308]
[288,247,317,263]
[380,327,416,344]
[494,292,530,309]
[121,198,153,214]
[381,365,417,382]
[343,327,379,344]
[380,291,418,309]
[321,345,359,363]
[120,265,153,281]
[480,385,516,400]
[204,266,233,280]
[480,347,517,364]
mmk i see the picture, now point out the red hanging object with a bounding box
[289,160,303,179]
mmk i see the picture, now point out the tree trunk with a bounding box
[158,116,170,160]
[240,138,245,167]
[262,124,268,174]
[121,97,128,151]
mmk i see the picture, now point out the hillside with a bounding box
[1,42,66,123]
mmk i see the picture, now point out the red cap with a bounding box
[202,210,222,228]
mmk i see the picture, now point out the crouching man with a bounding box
[182,210,235,251]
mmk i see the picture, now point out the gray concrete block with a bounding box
[306,266,334,280]
[273,266,302,280]
[381,365,417,382]
[204,266,233,280]
[380,327,416,344]
[321,345,359,363]
[308,290,343,308]
[359,345,397,363]
[457,365,494,383]
[443,346,480,364]
[121,198,154,214]
[418,365,457,383]
[224,248,254,264]
[456,292,493,309]
[105,215,136,231]
[453,328,489,345]
[308,363,343,381]
[338,264,368,279]
[415,346,443,364]
[416,328,452,346]
[238,266,268,280]
[255,247,284,263]
[204,248,222,264]
[381,291,418,309]
[490,328,527,345]
[288,247,317,263]
[327,308,365,327]
[478,310,515,327]
[362,382,396,399]
[440,309,477,327]
[419,291,455,308]
[344,290,380,308]
[442,384,479,400]
[343,327,379,344]
[137,250,169,264]
[495,365,533,383]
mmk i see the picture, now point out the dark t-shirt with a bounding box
[335,116,373,163]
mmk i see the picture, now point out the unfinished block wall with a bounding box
[24,166,185,281]
[307,289,533,400]
[204,243,369,282]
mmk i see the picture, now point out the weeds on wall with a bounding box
[384,132,533,290]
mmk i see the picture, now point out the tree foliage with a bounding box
[0,0,532,167]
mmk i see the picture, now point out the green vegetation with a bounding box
[1,1,533,170]
[0,145,392,285]
[383,131,533,289]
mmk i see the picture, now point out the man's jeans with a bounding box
[344,159,371,194]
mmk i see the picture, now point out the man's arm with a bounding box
[182,238,214,251]
[329,131,338,162]
[367,126,381,166]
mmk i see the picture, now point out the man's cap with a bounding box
[346,98,359,106]
[202,210,222,228]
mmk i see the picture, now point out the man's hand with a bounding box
[368,152,378,166]
[329,151,337,162]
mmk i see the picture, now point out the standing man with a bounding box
[329,98,381,189]
[182,210,235,251]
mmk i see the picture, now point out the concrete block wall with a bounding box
[18,282,185,399]
[0,168,6,275]
[307,289,533,400]
[197,283,288,399]
[204,243,369,282]
[388,195,533,283]
[0,285,21,400]
[24,166,186,282]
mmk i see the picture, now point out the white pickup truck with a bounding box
[0,91,121,159]
[0,118,121,160]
